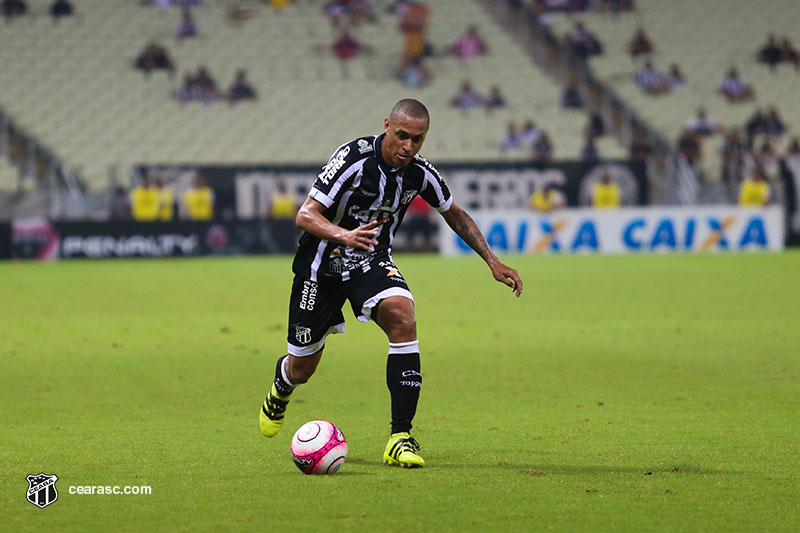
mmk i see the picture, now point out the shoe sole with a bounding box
[383,460,423,468]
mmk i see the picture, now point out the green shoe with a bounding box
[383,432,425,468]
[259,384,290,438]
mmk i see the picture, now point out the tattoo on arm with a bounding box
[446,206,496,263]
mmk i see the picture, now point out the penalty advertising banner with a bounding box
[440,206,784,255]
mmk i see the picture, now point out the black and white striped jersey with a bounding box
[292,133,453,282]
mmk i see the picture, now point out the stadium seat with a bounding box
[0,0,627,190]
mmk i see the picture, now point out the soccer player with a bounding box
[260,99,523,468]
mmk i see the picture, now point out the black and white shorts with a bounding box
[286,260,413,356]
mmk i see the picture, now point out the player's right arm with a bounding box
[296,196,383,252]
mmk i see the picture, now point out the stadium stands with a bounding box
[539,0,798,181]
[0,157,19,191]
[0,0,625,191]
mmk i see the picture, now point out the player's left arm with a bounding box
[440,202,523,297]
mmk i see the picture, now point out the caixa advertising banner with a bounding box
[439,206,784,255]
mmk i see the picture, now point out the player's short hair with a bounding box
[390,99,430,126]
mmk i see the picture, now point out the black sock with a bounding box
[386,351,421,434]
[273,355,294,397]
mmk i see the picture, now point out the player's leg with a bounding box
[375,296,425,467]
[348,264,424,467]
[260,277,347,438]
[260,349,323,438]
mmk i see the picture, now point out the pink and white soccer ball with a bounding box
[290,420,347,475]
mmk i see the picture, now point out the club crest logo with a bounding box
[295,326,312,344]
[26,473,58,509]
[357,139,373,154]
[401,190,418,205]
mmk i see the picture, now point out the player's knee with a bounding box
[387,311,416,340]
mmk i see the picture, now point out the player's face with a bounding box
[382,113,428,168]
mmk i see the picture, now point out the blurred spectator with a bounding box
[484,85,507,110]
[629,132,652,162]
[634,61,670,95]
[529,0,552,28]
[561,83,584,108]
[449,80,483,111]
[580,134,599,162]
[225,0,256,22]
[175,8,198,41]
[174,66,219,103]
[686,107,718,136]
[156,178,174,221]
[2,0,27,20]
[780,37,799,70]
[324,0,375,27]
[195,66,220,100]
[449,25,488,61]
[387,0,412,15]
[627,27,653,58]
[745,108,767,139]
[757,141,779,178]
[396,55,432,87]
[269,0,291,10]
[520,120,541,146]
[738,167,771,206]
[589,173,620,209]
[745,107,784,140]
[135,41,175,78]
[50,0,73,20]
[130,175,159,222]
[270,182,297,219]
[331,30,373,60]
[786,136,800,156]
[227,69,257,103]
[110,186,131,221]
[398,1,429,60]
[763,107,785,138]
[718,67,755,102]
[758,34,782,70]
[530,183,565,212]
[677,127,701,166]
[565,21,602,59]
[666,64,685,88]
[532,133,553,163]
[324,0,350,26]
[499,122,522,153]
[175,73,197,102]
[720,129,750,196]
[586,111,606,138]
[183,174,214,220]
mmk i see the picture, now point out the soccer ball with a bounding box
[290,420,347,475]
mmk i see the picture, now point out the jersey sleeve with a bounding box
[417,157,453,212]
[308,142,362,208]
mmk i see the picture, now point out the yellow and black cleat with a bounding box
[259,384,290,438]
[383,432,425,468]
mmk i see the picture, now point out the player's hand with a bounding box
[489,260,523,297]
[343,218,387,251]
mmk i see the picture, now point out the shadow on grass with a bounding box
[436,463,743,476]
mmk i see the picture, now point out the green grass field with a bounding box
[2,252,799,531]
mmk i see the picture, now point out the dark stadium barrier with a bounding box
[0,222,10,259]
[133,160,649,218]
[780,157,800,246]
[10,219,300,260]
